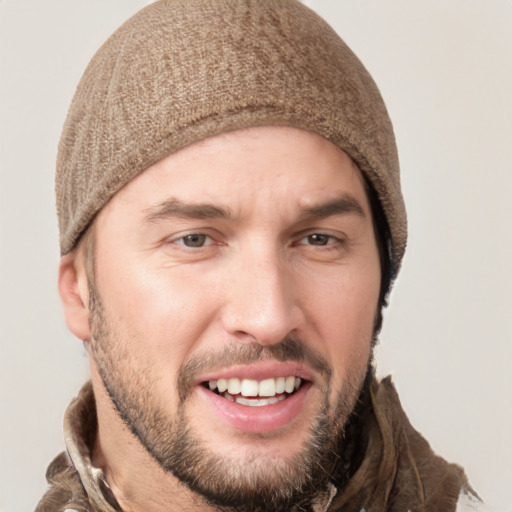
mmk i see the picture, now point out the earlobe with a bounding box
[58,252,92,341]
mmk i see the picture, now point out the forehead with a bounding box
[98,126,369,225]
[111,126,364,206]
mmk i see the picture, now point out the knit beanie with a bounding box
[56,0,407,273]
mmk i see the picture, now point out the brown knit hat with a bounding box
[56,0,407,272]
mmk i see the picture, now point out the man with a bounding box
[36,1,484,511]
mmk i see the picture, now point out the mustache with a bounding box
[177,337,333,402]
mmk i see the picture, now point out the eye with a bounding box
[175,233,211,247]
[294,231,347,262]
[301,233,334,246]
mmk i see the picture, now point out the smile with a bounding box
[196,362,314,432]
[205,376,303,407]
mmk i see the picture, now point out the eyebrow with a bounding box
[297,195,366,222]
[142,194,366,224]
[143,198,234,223]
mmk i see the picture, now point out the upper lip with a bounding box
[195,361,315,385]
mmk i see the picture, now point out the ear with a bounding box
[58,251,92,341]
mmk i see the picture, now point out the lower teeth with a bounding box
[222,392,287,407]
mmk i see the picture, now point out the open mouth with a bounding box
[202,376,305,407]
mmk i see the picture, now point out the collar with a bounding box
[62,376,469,512]
[63,381,121,512]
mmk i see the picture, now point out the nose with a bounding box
[220,247,305,346]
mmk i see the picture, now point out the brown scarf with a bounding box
[35,377,473,512]
[329,377,472,511]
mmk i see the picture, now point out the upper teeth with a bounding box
[208,376,301,397]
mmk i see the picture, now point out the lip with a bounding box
[194,361,315,385]
[197,380,312,433]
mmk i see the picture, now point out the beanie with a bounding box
[56,0,407,273]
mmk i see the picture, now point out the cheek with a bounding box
[314,285,375,408]
[96,263,220,373]
[301,263,379,379]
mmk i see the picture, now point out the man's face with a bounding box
[86,126,381,510]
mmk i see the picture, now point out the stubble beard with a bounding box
[88,288,373,512]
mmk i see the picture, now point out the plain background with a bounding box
[0,1,511,511]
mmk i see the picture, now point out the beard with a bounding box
[88,287,373,512]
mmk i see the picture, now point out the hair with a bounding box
[77,220,97,297]
[364,179,393,337]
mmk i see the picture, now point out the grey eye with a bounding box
[181,234,208,247]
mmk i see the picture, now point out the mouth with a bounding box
[195,363,314,432]
[202,376,304,407]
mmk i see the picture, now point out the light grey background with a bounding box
[1,1,511,511]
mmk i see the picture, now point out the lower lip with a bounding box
[197,383,311,433]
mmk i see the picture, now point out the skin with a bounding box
[59,126,381,512]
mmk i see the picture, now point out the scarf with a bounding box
[35,377,473,512]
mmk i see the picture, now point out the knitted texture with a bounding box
[56,0,407,269]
